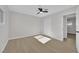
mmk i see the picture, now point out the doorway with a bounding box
[63,13,76,40]
[67,14,76,40]
[63,13,77,52]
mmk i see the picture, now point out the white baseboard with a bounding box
[9,36,28,40]
[8,34,40,40]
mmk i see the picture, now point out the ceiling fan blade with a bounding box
[37,12,40,14]
[43,11,48,13]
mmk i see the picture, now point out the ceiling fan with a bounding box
[37,8,48,14]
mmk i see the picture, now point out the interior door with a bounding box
[76,6,79,52]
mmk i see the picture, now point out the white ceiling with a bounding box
[8,5,76,17]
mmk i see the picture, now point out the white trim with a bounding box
[8,34,40,40]
[9,36,28,40]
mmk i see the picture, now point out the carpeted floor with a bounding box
[3,34,77,53]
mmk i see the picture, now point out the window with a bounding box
[0,8,3,24]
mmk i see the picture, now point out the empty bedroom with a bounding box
[0,5,79,53]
